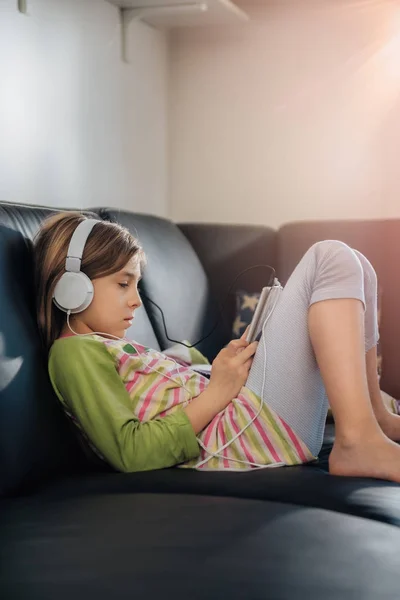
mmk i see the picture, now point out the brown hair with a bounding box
[33,212,146,352]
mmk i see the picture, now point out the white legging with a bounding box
[245,240,379,457]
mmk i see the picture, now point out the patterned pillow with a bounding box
[232,290,260,339]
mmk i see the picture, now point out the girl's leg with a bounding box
[308,297,377,442]
[352,249,400,442]
[309,296,400,481]
[309,246,381,440]
[365,341,400,441]
[245,240,400,482]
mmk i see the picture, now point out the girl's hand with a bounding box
[208,326,258,406]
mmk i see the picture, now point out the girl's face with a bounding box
[70,257,143,338]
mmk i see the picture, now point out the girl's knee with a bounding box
[309,239,364,280]
[312,241,377,286]
[310,239,352,257]
[352,249,378,288]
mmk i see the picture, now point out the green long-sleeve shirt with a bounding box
[48,336,200,473]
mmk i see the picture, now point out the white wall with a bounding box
[0,0,169,216]
[169,0,400,227]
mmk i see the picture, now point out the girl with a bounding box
[33,211,400,481]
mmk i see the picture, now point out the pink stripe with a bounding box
[135,357,168,420]
[130,358,160,400]
[126,372,142,394]
[118,353,131,369]
[243,401,282,463]
[139,356,185,417]
[143,357,162,375]
[138,375,169,421]
[157,387,182,418]
[167,366,189,379]
[132,342,145,353]
[217,417,230,469]
[201,413,219,452]
[172,386,182,409]
[279,417,307,462]
[227,403,257,465]
[198,379,207,394]
[198,415,221,467]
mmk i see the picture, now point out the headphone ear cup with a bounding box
[53,271,94,314]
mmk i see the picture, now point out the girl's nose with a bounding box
[130,292,142,309]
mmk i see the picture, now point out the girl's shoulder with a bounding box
[49,334,149,363]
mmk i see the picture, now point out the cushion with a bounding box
[3,492,400,599]
[232,290,260,339]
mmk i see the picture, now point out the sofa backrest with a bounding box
[178,223,278,334]
[0,202,104,496]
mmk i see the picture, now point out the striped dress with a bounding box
[98,335,315,471]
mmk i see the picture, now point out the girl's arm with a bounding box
[184,332,259,433]
[183,387,233,434]
[48,338,200,473]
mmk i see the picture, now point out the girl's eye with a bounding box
[119,283,129,289]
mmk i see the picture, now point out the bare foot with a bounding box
[376,411,400,443]
[329,432,400,484]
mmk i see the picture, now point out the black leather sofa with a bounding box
[1,199,400,599]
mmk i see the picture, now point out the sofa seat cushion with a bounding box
[25,467,400,528]
[15,425,400,528]
[2,492,400,600]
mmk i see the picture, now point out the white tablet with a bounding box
[246,280,283,343]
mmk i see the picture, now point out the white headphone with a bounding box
[53,219,99,314]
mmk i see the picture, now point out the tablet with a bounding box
[245,281,283,343]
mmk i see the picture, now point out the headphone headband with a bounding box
[65,218,99,273]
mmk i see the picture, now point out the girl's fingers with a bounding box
[227,331,251,355]
[240,326,250,340]
[230,338,248,349]
[235,341,258,362]
[244,357,253,369]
